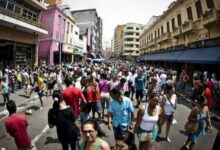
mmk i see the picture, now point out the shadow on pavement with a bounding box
[44,137,59,144]
[179,130,188,136]
[156,136,166,142]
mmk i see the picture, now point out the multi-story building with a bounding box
[61,5,75,63]
[140,0,220,72]
[123,23,142,57]
[71,9,103,53]
[73,24,85,62]
[0,0,48,66]
[113,25,125,57]
[39,4,67,65]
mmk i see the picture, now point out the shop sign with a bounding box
[196,33,209,41]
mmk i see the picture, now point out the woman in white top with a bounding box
[134,93,162,150]
[159,84,177,143]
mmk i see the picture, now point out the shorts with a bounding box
[136,90,144,100]
[165,114,174,123]
[100,92,110,109]
[38,91,44,98]
[92,101,103,113]
[137,126,158,141]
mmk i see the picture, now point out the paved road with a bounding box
[0,92,219,150]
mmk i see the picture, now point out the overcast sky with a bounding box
[63,0,175,47]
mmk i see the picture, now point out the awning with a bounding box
[177,47,220,64]
[161,50,184,61]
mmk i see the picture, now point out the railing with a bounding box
[203,9,214,21]
[182,21,194,33]
[0,6,46,30]
[172,27,182,37]
[202,9,220,25]
[161,33,171,41]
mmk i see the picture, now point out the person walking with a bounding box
[108,88,134,139]
[134,93,162,150]
[159,84,178,143]
[62,77,87,120]
[135,70,146,108]
[1,77,10,106]
[48,91,79,150]
[183,95,212,150]
[5,100,37,150]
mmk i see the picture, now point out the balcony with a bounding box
[0,6,47,34]
[147,40,154,46]
[23,0,47,10]
[172,27,182,37]
[161,33,171,41]
[202,9,220,26]
[182,21,195,33]
[156,36,161,43]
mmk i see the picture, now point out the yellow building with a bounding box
[113,25,125,56]
[140,0,220,65]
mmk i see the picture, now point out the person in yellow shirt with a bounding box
[16,70,22,90]
[34,73,45,109]
[28,73,45,110]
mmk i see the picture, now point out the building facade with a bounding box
[113,25,125,57]
[139,0,220,61]
[71,9,103,54]
[0,0,48,67]
[39,5,67,65]
[123,23,142,57]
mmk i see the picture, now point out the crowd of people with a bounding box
[0,60,219,150]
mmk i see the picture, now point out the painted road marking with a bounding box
[32,125,49,144]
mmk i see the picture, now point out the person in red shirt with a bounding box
[5,100,36,150]
[88,76,103,120]
[203,83,212,109]
[62,77,87,119]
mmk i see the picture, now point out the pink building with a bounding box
[39,5,67,65]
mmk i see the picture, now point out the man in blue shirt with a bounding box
[108,88,134,139]
[135,70,146,108]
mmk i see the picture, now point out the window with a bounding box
[75,31,78,35]
[161,26,164,34]
[167,22,170,33]
[58,15,61,25]
[0,0,7,8]
[71,25,73,33]
[14,5,21,14]
[154,30,157,39]
[171,18,175,29]
[158,28,160,37]
[7,2,14,11]
[136,27,139,30]
[136,33,139,36]
[195,0,203,18]
[127,27,133,30]
[151,34,153,40]
[177,14,182,26]
[187,6,193,20]
[206,0,214,9]
[22,9,28,17]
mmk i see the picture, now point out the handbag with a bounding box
[184,120,198,134]
[138,132,152,142]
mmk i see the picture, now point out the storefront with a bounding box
[0,40,34,67]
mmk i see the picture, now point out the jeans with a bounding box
[61,141,77,150]
[3,93,10,104]
[113,125,128,139]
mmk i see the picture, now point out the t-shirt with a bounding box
[62,87,85,117]
[5,114,31,148]
[48,107,78,142]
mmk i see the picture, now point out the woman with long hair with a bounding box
[159,84,178,143]
[184,95,212,150]
[48,90,80,150]
[134,93,162,150]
